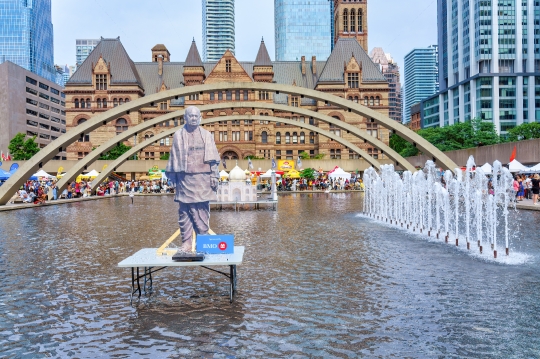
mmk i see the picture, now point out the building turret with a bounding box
[253,38,274,83]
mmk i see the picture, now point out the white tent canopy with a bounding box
[219,170,229,178]
[524,163,540,173]
[260,169,281,178]
[480,163,492,175]
[33,169,55,179]
[328,167,351,180]
[508,159,529,173]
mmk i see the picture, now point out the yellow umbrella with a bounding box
[285,169,301,179]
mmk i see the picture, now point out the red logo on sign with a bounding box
[219,242,227,251]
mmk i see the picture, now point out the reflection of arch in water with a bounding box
[88,114,383,193]
[0,82,458,205]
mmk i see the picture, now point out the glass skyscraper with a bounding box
[275,0,332,61]
[202,0,235,62]
[76,39,99,67]
[403,45,439,123]
[421,0,540,134]
[0,0,55,83]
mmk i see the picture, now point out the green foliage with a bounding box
[397,118,500,157]
[8,133,40,160]
[299,151,310,160]
[160,153,170,160]
[244,155,265,160]
[389,134,409,154]
[97,143,132,160]
[299,168,316,180]
[507,122,540,142]
[313,153,326,159]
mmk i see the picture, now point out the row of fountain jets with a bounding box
[363,156,515,258]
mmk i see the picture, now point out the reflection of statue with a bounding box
[166,106,220,252]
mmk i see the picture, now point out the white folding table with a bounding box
[118,246,245,303]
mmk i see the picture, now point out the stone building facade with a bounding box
[64,36,390,161]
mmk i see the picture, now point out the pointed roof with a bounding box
[318,38,386,83]
[67,38,142,86]
[185,40,203,67]
[151,44,169,52]
[254,39,272,67]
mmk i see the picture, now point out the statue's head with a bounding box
[185,106,201,128]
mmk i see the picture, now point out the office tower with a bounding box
[333,0,368,51]
[370,48,402,122]
[404,45,439,124]
[0,61,66,158]
[274,0,333,61]
[202,0,235,62]
[422,0,540,134]
[76,39,100,67]
[0,0,55,82]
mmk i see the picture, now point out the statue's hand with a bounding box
[210,177,218,191]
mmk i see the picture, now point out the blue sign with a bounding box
[196,234,234,254]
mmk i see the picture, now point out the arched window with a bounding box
[102,98,107,108]
[348,96,353,101]
[343,9,348,32]
[80,99,85,109]
[97,98,102,108]
[292,132,298,144]
[119,98,124,105]
[330,116,341,137]
[113,98,118,107]
[77,119,89,142]
[125,98,129,103]
[160,138,164,146]
[354,96,359,103]
[364,97,368,106]
[86,98,91,108]
[300,132,305,144]
[276,132,281,144]
[144,132,153,140]
[74,99,79,108]
[350,9,356,32]
[358,9,363,32]
[261,131,268,143]
[116,118,128,135]
[309,132,315,144]
[369,96,374,106]
[375,96,380,106]
[285,132,290,144]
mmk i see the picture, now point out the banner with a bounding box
[278,160,295,171]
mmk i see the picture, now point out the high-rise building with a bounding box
[404,45,439,124]
[0,0,55,82]
[421,0,540,134]
[76,39,100,67]
[274,0,333,61]
[202,0,235,62]
[370,48,402,122]
[333,0,368,51]
[0,61,66,158]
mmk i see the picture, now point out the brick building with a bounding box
[64,36,390,161]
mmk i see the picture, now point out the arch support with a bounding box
[89,115,381,192]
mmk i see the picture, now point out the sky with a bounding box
[52,0,438,80]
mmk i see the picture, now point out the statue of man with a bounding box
[166,106,220,252]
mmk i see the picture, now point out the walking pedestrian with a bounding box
[532,174,540,205]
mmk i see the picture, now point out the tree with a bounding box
[300,167,316,180]
[96,143,132,160]
[507,122,540,142]
[244,155,265,160]
[313,153,326,159]
[160,153,170,160]
[299,151,310,160]
[8,133,40,160]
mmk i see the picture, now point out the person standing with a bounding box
[166,106,220,252]
[532,174,540,205]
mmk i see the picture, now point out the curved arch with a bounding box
[90,115,382,193]
[0,82,457,205]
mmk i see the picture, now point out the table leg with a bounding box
[136,267,141,298]
[143,266,153,294]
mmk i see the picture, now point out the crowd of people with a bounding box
[7,178,174,205]
[269,175,364,191]
[513,174,540,205]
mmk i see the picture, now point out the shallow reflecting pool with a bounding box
[0,193,539,358]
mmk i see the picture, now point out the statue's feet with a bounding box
[179,239,193,252]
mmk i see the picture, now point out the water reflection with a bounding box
[0,194,539,357]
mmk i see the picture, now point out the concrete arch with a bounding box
[54,101,413,193]
[0,82,455,204]
[89,115,382,193]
